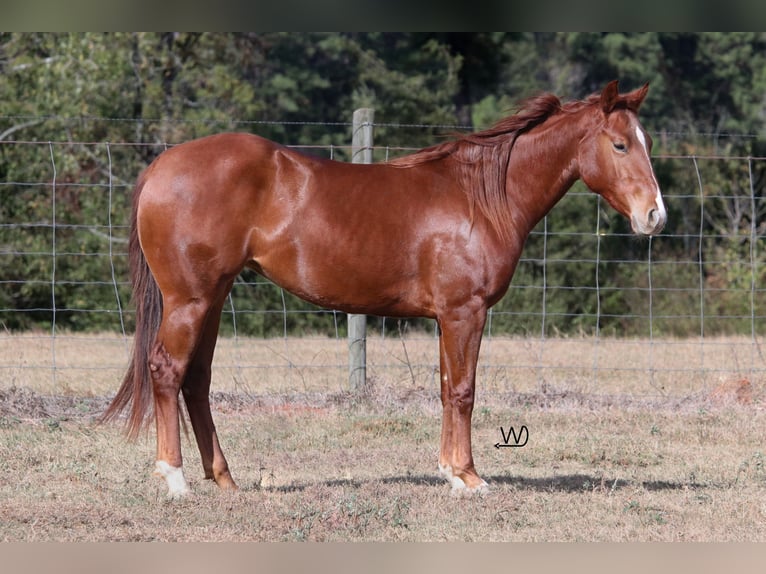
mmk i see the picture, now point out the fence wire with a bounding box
[0,132,764,404]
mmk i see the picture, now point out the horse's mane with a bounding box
[389,92,596,241]
[390,93,566,167]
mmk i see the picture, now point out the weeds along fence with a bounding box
[0,114,764,403]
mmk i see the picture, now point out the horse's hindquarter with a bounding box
[136,134,280,293]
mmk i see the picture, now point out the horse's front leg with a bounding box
[437,304,489,494]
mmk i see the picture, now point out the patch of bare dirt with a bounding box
[708,378,753,406]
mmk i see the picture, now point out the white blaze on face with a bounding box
[634,124,667,224]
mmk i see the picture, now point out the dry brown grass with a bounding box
[1,333,765,541]
[2,383,766,541]
[2,332,763,398]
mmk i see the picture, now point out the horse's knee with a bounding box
[450,382,475,413]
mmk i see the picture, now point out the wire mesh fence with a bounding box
[0,122,764,404]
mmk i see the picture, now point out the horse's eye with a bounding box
[613,142,627,153]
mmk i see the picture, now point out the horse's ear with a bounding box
[625,82,650,112]
[600,80,621,114]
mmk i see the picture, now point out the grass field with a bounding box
[1,334,765,541]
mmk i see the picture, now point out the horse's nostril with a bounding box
[647,208,662,227]
[644,206,666,235]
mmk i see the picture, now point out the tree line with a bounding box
[1,33,764,337]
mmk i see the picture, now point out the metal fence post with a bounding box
[349,108,374,391]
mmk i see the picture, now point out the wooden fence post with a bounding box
[349,108,374,391]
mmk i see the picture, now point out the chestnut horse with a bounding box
[102,81,666,497]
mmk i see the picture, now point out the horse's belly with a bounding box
[250,247,431,318]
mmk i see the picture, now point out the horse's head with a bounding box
[578,80,666,236]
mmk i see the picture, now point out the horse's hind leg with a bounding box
[150,295,219,498]
[181,284,237,491]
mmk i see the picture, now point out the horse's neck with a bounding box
[506,112,589,237]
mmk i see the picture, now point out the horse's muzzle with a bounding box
[632,206,666,236]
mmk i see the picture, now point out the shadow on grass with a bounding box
[485,474,703,493]
[264,473,704,494]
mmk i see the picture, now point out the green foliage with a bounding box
[1,33,763,337]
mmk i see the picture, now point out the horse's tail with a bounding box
[99,170,161,439]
